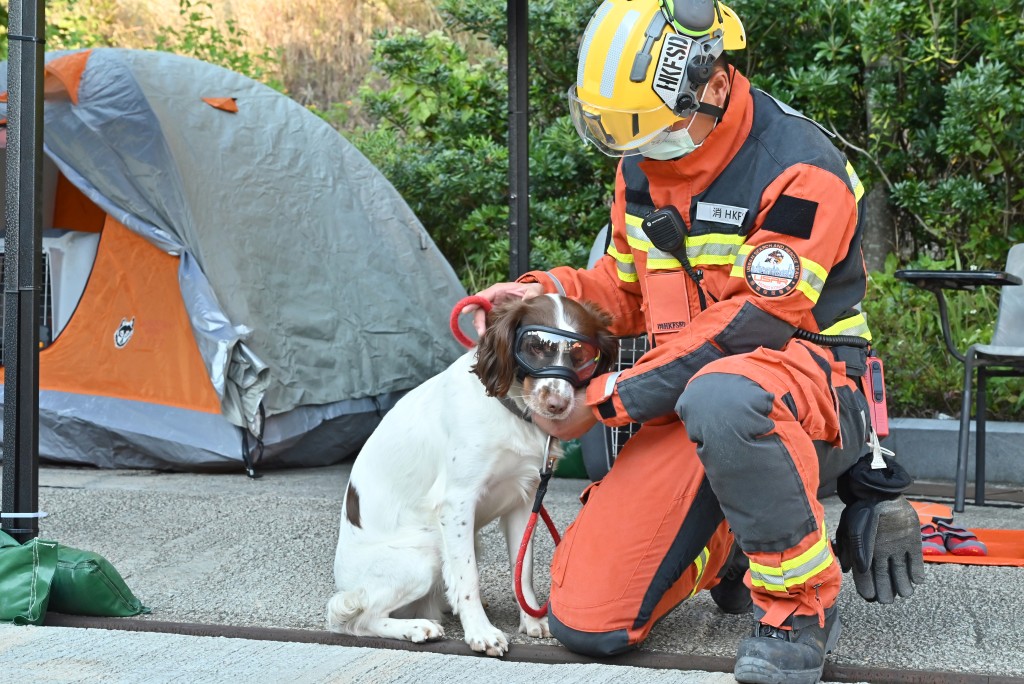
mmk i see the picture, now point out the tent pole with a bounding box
[507,0,529,280]
[1,0,46,543]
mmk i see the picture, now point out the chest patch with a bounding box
[744,243,801,297]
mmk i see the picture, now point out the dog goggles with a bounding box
[513,325,603,388]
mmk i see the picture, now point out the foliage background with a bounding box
[1,0,1020,420]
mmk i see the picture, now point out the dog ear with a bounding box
[470,299,525,397]
[581,300,620,377]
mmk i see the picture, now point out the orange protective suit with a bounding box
[519,70,874,656]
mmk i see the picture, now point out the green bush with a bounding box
[344,0,1021,420]
[733,0,1022,419]
[347,4,614,288]
[863,255,1022,419]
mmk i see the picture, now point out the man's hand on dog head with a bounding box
[469,282,546,336]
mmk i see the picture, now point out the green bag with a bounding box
[0,530,59,625]
[49,545,150,617]
[0,530,149,622]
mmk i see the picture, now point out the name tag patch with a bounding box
[696,202,747,226]
[744,243,801,297]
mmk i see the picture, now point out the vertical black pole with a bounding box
[1,0,46,543]
[507,0,530,280]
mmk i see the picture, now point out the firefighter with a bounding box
[472,0,924,682]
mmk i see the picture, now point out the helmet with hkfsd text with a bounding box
[568,0,746,156]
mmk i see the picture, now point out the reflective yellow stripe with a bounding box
[607,243,634,264]
[730,244,754,278]
[846,161,865,202]
[626,212,745,272]
[821,312,873,341]
[689,546,711,598]
[690,233,745,269]
[616,266,639,282]
[608,227,639,282]
[748,521,834,592]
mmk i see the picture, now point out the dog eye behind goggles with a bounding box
[513,325,603,388]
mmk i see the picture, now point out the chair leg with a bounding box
[975,369,987,506]
[955,355,975,513]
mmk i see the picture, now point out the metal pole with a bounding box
[1,0,46,543]
[507,0,530,280]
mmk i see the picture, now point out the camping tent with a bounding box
[0,48,467,471]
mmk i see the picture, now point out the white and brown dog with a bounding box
[327,294,616,656]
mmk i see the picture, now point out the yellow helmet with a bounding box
[568,0,746,156]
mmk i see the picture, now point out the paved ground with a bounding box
[2,461,1024,683]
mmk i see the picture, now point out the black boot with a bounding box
[709,541,753,614]
[733,605,841,684]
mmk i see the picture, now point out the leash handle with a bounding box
[450,295,493,348]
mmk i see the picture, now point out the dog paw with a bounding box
[403,619,445,643]
[464,624,508,657]
[518,614,551,638]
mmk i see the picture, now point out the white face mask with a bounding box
[639,125,701,160]
[639,85,714,160]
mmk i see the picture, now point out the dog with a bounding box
[326,294,617,656]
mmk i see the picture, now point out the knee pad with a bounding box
[677,373,774,455]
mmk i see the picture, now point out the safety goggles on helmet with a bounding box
[514,325,604,388]
[567,86,680,156]
[569,0,745,156]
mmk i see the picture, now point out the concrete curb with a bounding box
[883,418,1024,484]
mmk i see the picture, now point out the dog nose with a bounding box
[546,395,570,415]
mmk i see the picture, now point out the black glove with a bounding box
[835,494,925,603]
[833,454,925,604]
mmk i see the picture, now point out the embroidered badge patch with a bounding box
[744,243,801,297]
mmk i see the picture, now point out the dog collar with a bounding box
[498,395,532,423]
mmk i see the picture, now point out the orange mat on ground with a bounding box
[909,500,1024,567]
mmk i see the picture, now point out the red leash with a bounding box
[514,436,562,618]
[450,297,562,617]
[450,295,492,348]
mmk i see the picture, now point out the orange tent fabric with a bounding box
[13,215,221,414]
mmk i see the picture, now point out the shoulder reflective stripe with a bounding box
[547,273,567,296]
[821,312,873,341]
[688,546,711,598]
[748,521,834,591]
[845,160,865,203]
[730,243,753,277]
[796,256,828,303]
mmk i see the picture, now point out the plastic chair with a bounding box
[895,244,1024,512]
